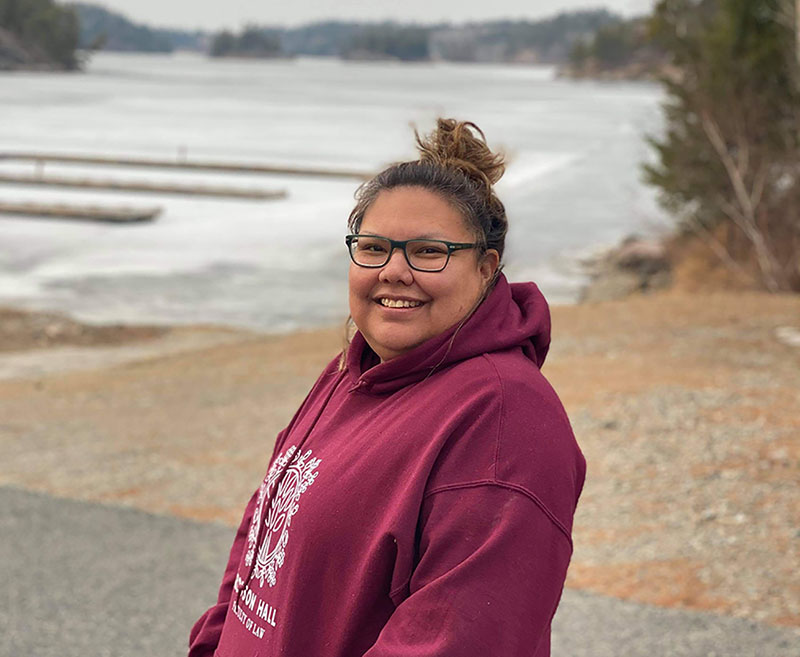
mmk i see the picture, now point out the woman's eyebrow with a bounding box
[358,232,450,240]
[414,233,447,240]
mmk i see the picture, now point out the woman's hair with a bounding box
[347,118,508,259]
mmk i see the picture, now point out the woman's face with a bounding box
[348,186,499,362]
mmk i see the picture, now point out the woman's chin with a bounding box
[367,332,426,362]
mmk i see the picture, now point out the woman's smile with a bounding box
[374,295,426,309]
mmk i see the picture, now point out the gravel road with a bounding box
[1,486,797,657]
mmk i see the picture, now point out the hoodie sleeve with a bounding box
[362,483,573,657]
[187,489,258,657]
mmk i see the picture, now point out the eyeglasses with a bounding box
[345,234,479,273]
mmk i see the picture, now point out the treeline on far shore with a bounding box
[207,11,623,65]
[1,1,668,77]
[70,3,628,67]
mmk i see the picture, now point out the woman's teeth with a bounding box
[379,298,422,308]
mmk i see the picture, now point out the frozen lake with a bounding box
[0,52,667,331]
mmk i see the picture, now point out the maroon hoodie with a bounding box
[188,274,585,657]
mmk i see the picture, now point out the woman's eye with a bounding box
[413,244,447,257]
[358,241,387,253]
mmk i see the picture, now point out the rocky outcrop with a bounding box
[580,235,672,302]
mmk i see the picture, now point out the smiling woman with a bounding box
[188,119,586,657]
[343,119,507,363]
[347,186,498,361]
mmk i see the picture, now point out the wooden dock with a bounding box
[0,201,161,223]
[0,152,374,180]
[0,172,287,200]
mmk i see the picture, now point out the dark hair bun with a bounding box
[348,117,508,259]
[415,119,506,195]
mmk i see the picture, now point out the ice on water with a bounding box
[0,53,667,329]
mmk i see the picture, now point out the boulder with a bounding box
[580,235,672,303]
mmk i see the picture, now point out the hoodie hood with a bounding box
[346,273,551,395]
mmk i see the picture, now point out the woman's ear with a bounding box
[479,249,500,284]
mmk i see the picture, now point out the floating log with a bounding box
[0,201,161,223]
[0,152,373,180]
[0,172,287,200]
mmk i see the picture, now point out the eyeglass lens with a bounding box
[350,236,449,271]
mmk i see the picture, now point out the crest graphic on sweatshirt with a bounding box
[244,445,321,588]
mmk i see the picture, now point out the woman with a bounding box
[188,119,585,657]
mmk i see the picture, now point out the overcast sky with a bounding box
[87,0,658,32]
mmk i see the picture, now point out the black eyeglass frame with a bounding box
[345,234,480,273]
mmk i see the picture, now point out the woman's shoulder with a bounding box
[483,349,574,432]
[427,348,585,531]
[442,346,567,416]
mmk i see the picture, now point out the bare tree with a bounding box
[645,0,800,292]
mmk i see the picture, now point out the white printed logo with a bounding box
[244,445,321,588]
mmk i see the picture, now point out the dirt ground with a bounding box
[0,291,798,629]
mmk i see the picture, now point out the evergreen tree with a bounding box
[644,0,800,291]
[210,30,236,56]
[209,25,282,57]
[343,23,430,61]
[0,0,80,69]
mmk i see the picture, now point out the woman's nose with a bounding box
[378,247,414,285]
